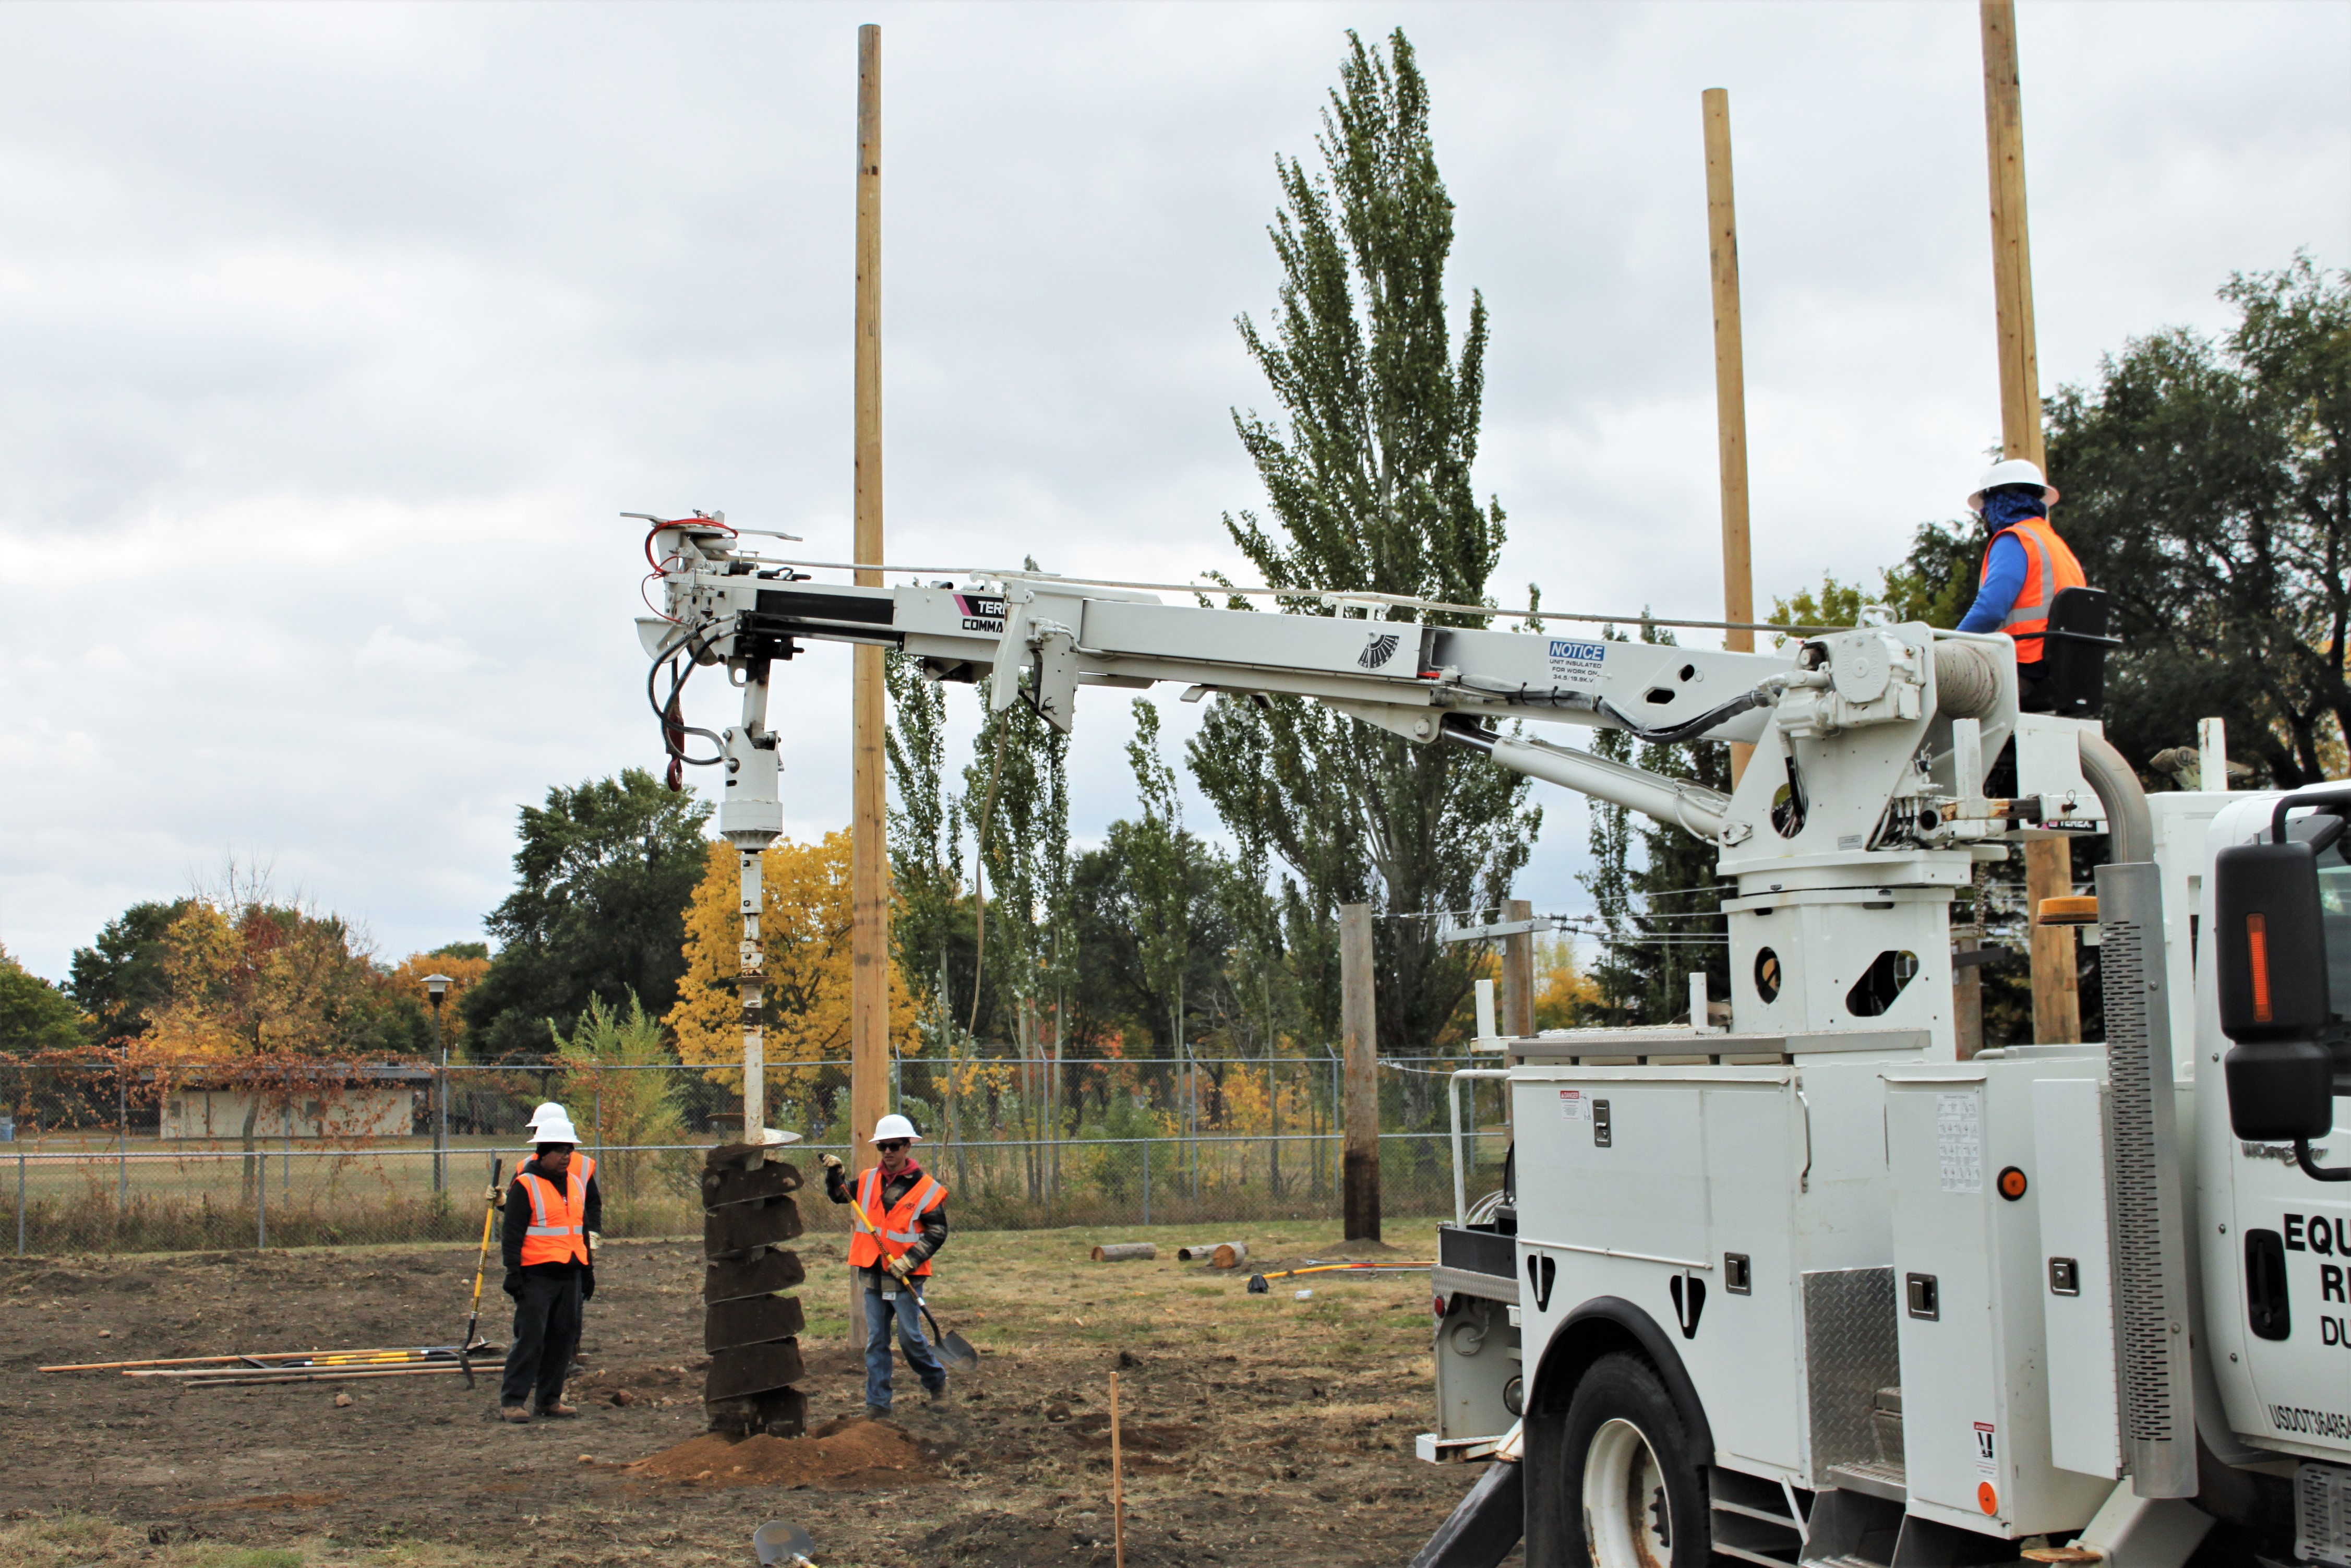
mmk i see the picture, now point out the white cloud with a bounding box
[1,0,2344,976]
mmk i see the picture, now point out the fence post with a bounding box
[256,1148,267,1251]
[594,1084,603,1167]
[1140,1136,1149,1228]
[117,1060,128,1216]
[16,1131,25,1258]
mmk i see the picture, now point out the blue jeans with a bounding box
[862,1276,946,1411]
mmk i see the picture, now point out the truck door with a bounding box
[2228,821,2351,1451]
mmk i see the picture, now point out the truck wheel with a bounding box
[1563,1351,1709,1568]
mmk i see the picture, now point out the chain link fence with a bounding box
[1,1058,1512,1256]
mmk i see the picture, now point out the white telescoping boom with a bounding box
[633,514,2351,1568]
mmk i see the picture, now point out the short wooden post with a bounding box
[1339,903,1380,1243]
[1702,88,1757,787]
[1952,923,1985,1060]
[1110,1370,1126,1568]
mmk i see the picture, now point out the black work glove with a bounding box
[502,1269,523,1299]
[580,1266,595,1303]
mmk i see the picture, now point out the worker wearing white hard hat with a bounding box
[821,1112,951,1417]
[496,1102,601,1424]
[1956,457,2085,700]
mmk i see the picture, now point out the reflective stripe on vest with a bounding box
[846,1166,947,1276]
[516,1155,595,1266]
[1979,516,2085,666]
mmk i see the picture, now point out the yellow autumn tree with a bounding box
[668,833,919,1079]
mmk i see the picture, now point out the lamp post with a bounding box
[424,974,453,1194]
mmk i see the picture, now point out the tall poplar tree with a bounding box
[1189,29,1539,1076]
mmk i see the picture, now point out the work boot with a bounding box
[500,1406,531,1424]
[864,1404,891,1421]
[926,1383,951,1405]
[538,1401,580,1419]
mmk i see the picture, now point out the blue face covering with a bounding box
[1981,484,2047,530]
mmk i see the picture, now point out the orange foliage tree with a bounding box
[667,833,918,1127]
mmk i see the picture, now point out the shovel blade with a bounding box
[752,1519,815,1565]
[936,1331,979,1371]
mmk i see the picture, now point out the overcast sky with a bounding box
[2,1,2345,983]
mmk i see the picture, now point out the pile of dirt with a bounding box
[622,1414,937,1490]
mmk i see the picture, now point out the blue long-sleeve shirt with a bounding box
[1957,531,2029,633]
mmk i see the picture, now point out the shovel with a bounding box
[843,1184,980,1371]
[752,1520,818,1566]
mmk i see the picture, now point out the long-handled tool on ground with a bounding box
[842,1186,980,1370]
[1246,1260,1434,1294]
[459,1156,503,1389]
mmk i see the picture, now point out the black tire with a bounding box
[1562,1350,1710,1568]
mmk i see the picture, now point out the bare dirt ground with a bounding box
[0,1217,1507,1567]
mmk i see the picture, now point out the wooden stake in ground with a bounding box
[849,19,892,1340]
[1978,0,2079,1046]
[1701,87,1759,788]
[1109,1370,1125,1568]
[1339,902,1380,1243]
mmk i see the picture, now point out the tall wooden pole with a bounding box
[1979,0,2080,1046]
[849,23,891,1335]
[1702,89,1757,787]
[1339,903,1380,1242]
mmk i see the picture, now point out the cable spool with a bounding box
[1934,641,2002,719]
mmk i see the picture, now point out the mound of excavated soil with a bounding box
[622,1415,936,1490]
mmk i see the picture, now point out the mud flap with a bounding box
[1407,1458,1523,1568]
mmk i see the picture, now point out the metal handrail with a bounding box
[1449,1069,1513,1225]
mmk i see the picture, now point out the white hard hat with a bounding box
[524,1102,580,1145]
[869,1113,922,1144]
[1966,457,2059,514]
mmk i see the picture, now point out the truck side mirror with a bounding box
[2213,841,2334,1141]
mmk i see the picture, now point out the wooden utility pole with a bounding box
[1339,903,1380,1242]
[848,23,890,1336]
[1702,88,1758,787]
[1498,897,1536,1039]
[1979,0,2080,1046]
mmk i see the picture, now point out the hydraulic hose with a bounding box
[1593,686,1776,746]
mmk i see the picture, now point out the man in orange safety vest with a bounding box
[820,1112,950,1417]
[1956,458,2086,704]
[497,1100,601,1423]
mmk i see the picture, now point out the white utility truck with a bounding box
[632,514,2348,1568]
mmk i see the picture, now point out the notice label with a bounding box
[1938,1092,1984,1193]
[1559,1088,1591,1122]
[1972,1421,1998,1478]
[1546,638,1608,689]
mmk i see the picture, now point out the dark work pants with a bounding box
[501,1270,583,1410]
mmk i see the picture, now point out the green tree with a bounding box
[2046,254,2350,784]
[67,899,192,1045]
[550,993,683,1204]
[463,769,714,1061]
[1189,28,1540,1077]
[1,947,85,1056]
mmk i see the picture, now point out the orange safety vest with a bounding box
[844,1165,947,1277]
[515,1155,596,1268]
[1978,515,2086,666]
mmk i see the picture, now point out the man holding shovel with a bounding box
[821,1114,949,1417]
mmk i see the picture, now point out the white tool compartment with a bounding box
[1510,1030,1927,1489]
[1886,1056,2115,1537]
